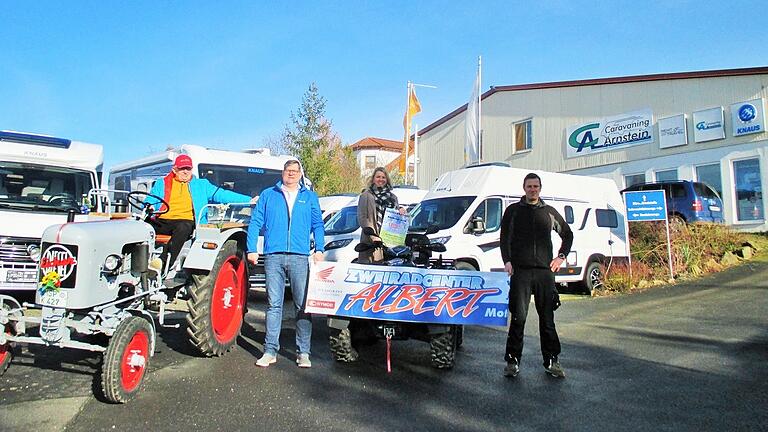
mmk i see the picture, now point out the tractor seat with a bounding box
[155,234,172,245]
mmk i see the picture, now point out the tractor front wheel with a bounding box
[187,240,247,356]
[101,316,153,403]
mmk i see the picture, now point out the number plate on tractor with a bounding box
[39,290,68,308]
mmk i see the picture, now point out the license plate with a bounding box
[6,270,38,283]
[709,205,721,212]
[39,290,68,308]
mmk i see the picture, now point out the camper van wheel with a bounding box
[430,326,458,369]
[101,316,153,403]
[329,328,359,362]
[187,240,247,357]
[582,261,604,294]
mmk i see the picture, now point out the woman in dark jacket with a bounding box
[357,167,404,263]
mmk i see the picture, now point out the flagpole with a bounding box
[403,81,411,180]
[477,56,482,162]
[414,124,419,186]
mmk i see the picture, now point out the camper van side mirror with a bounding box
[467,216,486,234]
[221,182,234,190]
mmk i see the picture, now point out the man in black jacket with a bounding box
[500,172,573,378]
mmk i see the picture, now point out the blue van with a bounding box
[622,180,724,223]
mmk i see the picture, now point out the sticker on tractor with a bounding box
[39,243,79,289]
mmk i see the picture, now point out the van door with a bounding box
[465,197,504,271]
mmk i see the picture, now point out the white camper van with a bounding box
[324,186,428,264]
[108,144,307,287]
[319,193,357,222]
[0,131,104,292]
[408,163,629,292]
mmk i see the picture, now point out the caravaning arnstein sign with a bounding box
[730,98,765,137]
[566,109,654,158]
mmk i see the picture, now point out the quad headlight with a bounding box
[103,254,123,274]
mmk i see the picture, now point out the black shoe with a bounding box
[544,357,565,378]
[504,358,520,377]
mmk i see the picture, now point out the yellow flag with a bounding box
[401,87,421,172]
[403,87,422,130]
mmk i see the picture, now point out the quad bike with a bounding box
[0,189,252,403]
[327,226,465,369]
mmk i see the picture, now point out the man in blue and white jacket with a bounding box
[247,159,324,368]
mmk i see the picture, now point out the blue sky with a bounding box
[1,1,765,170]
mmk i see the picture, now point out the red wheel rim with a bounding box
[120,329,150,392]
[210,255,246,343]
[0,326,11,364]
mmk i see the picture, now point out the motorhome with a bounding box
[108,144,307,287]
[0,131,104,292]
[408,163,629,292]
[319,193,357,222]
[323,185,428,264]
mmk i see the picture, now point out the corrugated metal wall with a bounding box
[416,74,768,189]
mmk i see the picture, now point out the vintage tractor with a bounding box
[0,190,251,403]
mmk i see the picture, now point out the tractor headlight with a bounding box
[27,244,41,262]
[103,254,123,274]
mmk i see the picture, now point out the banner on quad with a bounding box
[307,262,510,326]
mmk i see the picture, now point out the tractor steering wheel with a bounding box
[126,191,170,217]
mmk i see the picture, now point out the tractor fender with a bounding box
[183,226,247,272]
[125,309,156,356]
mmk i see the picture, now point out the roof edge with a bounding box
[418,66,768,136]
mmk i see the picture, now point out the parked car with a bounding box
[621,180,724,223]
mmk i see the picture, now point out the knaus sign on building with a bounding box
[566,109,654,158]
[731,98,765,137]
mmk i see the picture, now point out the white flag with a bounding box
[464,60,480,165]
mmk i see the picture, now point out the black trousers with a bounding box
[149,218,195,271]
[505,267,561,365]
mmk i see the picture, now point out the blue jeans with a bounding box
[264,253,312,356]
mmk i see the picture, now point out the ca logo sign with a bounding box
[568,123,600,152]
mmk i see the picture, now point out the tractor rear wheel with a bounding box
[187,240,247,356]
[101,316,153,403]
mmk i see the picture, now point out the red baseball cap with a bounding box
[174,154,193,169]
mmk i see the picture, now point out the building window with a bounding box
[365,156,376,170]
[695,163,722,198]
[513,119,532,152]
[733,158,763,221]
[655,169,677,182]
[624,173,645,188]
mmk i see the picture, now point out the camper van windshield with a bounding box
[324,205,358,235]
[198,164,282,197]
[409,196,476,231]
[0,161,93,212]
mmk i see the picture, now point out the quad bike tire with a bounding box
[187,240,248,357]
[329,327,359,362]
[430,326,458,369]
[101,315,153,403]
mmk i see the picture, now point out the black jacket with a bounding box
[500,197,573,269]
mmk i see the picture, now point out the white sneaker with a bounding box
[255,353,277,367]
[296,353,312,368]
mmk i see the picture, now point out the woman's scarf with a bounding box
[370,184,395,229]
